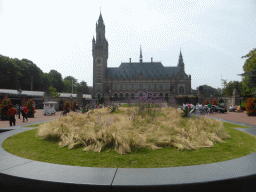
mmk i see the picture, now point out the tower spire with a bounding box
[98,9,104,26]
[140,45,143,63]
[178,48,184,68]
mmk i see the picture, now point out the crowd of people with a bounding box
[182,103,213,115]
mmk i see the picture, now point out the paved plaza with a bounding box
[1,107,256,191]
[1,108,256,129]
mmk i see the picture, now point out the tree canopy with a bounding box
[241,48,256,96]
[196,85,222,97]
[0,55,89,94]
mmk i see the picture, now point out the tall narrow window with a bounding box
[179,86,184,94]
[159,84,163,90]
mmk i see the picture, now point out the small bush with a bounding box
[26,99,36,117]
[211,99,219,106]
[63,101,71,111]
[204,99,210,105]
[245,98,256,115]
[71,100,77,111]
[0,99,12,120]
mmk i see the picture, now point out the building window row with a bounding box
[113,83,170,90]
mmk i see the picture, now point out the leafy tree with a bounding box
[76,81,89,94]
[196,85,222,97]
[49,86,60,97]
[221,81,246,96]
[241,48,256,96]
[63,76,78,93]
[47,70,64,92]
[0,56,19,89]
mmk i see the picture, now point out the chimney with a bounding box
[130,58,131,63]
[151,57,153,64]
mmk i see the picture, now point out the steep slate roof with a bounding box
[106,62,181,80]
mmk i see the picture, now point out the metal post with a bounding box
[17,88,22,119]
[31,75,33,91]
[19,95,21,119]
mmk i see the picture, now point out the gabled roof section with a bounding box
[106,62,181,80]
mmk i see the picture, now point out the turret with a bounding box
[140,45,143,63]
[92,36,95,56]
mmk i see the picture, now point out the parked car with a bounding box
[211,105,227,113]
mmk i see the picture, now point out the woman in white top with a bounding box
[195,103,199,115]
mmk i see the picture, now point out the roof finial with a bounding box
[140,45,143,63]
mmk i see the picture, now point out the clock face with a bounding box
[96,57,102,64]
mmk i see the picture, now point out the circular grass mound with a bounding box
[2,107,256,168]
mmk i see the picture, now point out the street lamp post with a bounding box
[70,94,73,110]
[17,88,22,119]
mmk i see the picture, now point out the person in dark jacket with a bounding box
[7,104,17,126]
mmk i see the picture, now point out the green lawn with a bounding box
[2,121,256,168]
[23,123,43,128]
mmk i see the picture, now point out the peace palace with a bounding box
[92,12,191,101]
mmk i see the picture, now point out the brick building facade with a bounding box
[92,12,191,101]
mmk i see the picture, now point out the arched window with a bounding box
[125,93,129,98]
[119,93,123,99]
[113,93,118,100]
[179,86,184,94]
[130,93,135,100]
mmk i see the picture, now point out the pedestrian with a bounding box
[7,104,17,126]
[22,104,28,122]
[208,102,212,114]
[196,103,199,115]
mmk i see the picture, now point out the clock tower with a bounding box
[92,11,108,97]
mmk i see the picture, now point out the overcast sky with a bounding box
[0,0,255,90]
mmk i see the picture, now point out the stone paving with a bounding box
[1,108,256,129]
[0,110,63,129]
[203,111,256,127]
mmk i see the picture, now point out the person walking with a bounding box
[208,103,212,115]
[22,104,28,122]
[196,103,199,115]
[7,104,17,126]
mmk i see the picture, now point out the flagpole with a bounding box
[72,79,73,94]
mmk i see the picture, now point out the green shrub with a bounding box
[0,99,12,120]
[26,99,36,117]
